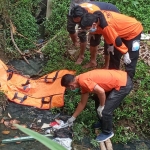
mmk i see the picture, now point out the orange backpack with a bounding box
[0,60,74,109]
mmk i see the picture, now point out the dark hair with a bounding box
[70,5,87,18]
[61,74,75,87]
[80,11,105,29]
[80,13,98,29]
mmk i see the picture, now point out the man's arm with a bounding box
[93,84,106,106]
[72,93,89,118]
[103,26,128,54]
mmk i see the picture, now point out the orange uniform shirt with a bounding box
[77,69,127,93]
[93,11,143,54]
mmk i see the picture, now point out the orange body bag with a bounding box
[0,60,74,109]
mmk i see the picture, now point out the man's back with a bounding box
[89,1,119,12]
[77,69,127,93]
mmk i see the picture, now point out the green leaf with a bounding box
[15,124,66,150]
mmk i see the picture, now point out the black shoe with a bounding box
[96,132,114,142]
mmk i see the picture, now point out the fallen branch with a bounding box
[16,32,37,46]
[36,31,62,53]
[10,20,29,64]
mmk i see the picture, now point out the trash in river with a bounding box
[49,121,59,127]
[0,102,74,149]
[50,119,66,130]
[2,134,53,144]
[41,123,50,129]
[7,113,12,118]
[14,136,21,144]
[45,128,53,135]
[53,138,72,150]
[2,130,10,135]
[54,127,73,139]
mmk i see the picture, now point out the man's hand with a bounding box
[67,116,76,127]
[97,105,105,117]
[87,33,95,42]
[107,45,114,55]
[123,52,131,65]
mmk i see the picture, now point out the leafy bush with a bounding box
[44,0,70,36]
[5,0,40,54]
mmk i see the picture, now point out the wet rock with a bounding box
[124,144,130,149]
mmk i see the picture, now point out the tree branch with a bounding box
[10,20,29,64]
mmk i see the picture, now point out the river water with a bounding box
[0,102,150,150]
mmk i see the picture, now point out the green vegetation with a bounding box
[1,0,150,148]
[15,124,66,150]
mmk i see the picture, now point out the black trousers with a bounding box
[109,33,141,79]
[94,75,133,134]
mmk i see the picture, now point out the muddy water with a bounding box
[0,102,55,150]
[0,100,150,150]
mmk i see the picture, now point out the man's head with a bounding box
[80,13,99,33]
[61,74,79,90]
[70,5,88,23]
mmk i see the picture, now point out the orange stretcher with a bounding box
[0,60,74,109]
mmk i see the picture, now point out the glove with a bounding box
[123,52,131,65]
[67,116,76,127]
[97,105,105,117]
[107,45,114,55]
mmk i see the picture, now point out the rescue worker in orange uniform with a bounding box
[68,2,120,68]
[61,69,133,142]
[67,0,91,48]
[80,11,143,79]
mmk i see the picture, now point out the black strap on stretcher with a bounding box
[40,93,63,109]
[44,71,59,83]
[40,96,53,109]
[12,92,27,103]
[7,70,13,81]
[21,79,30,86]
